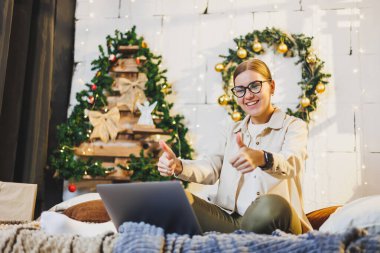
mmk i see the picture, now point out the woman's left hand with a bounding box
[229,132,265,174]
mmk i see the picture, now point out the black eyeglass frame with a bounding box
[231,80,272,98]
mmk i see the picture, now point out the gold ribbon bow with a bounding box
[88,107,120,143]
[116,73,148,112]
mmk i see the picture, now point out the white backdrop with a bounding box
[69,0,380,212]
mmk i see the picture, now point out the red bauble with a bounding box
[68,184,76,192]
[88,96,94,104]
[109,54,117,62]
[91,84,97,91]
[135,57,141,65]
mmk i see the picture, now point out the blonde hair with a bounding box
[233,59,272,83]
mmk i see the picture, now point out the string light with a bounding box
[89,12,95,18]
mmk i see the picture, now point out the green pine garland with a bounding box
[50,26,193,182]
[216,27,331,122]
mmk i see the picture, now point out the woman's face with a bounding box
[234,70,275,123]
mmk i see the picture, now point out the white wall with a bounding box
[70,0,380,212]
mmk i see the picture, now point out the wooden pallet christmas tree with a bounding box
[74,45,170,181]
[50,27,193,191]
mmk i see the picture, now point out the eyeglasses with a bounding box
[231,80,271,98]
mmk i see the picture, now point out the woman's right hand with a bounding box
[157,141,183,177]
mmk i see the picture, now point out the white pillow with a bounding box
[319,195,380,234]
[48,193,101,212]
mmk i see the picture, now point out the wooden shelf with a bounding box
[75,140,142,157]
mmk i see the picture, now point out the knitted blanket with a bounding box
[0,222,117,253]
[114,222,380,253]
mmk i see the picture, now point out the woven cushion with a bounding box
[306,205,341,230]
[63,200,110,223]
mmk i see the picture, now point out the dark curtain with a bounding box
[0,0,75,217]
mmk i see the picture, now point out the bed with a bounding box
[1,195,379,253]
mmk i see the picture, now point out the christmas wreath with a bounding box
[215,27,331,122]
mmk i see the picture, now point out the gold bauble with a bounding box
[215,63,225,72]
[218,94,229,106]
[161,87,169,94]
[141,41,148,48]
[232,111,242,121]
[277,42,288,54]
[237,48,248,59]
[316,82,326,94]
[300,97,311,108]
[252,41,262,53]
[306,53,317,64]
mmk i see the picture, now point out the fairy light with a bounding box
[361,164,366,169]
[197,86,202,91]
[192,107,197,111]
[80,41,85,45]
[125,15,129,19]
[85,28,89,32]
[89,12,95,18]
[196,124,200,128]
[353,68,359,73]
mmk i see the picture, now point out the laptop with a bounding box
[97,181,203,235]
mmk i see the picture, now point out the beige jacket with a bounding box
[177,108,313,231]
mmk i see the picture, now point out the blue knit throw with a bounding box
[114,222,378,253]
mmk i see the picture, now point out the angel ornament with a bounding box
[136,101,157,128]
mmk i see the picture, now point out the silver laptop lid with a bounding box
[97,181,202,235]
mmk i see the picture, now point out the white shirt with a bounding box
[236,120,267,215]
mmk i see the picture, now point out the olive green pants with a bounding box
[186,192,302,235]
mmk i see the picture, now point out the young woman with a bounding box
[157,59,312,234]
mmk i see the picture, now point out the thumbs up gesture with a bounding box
[157,141,183,177]
[229,132,265,174]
